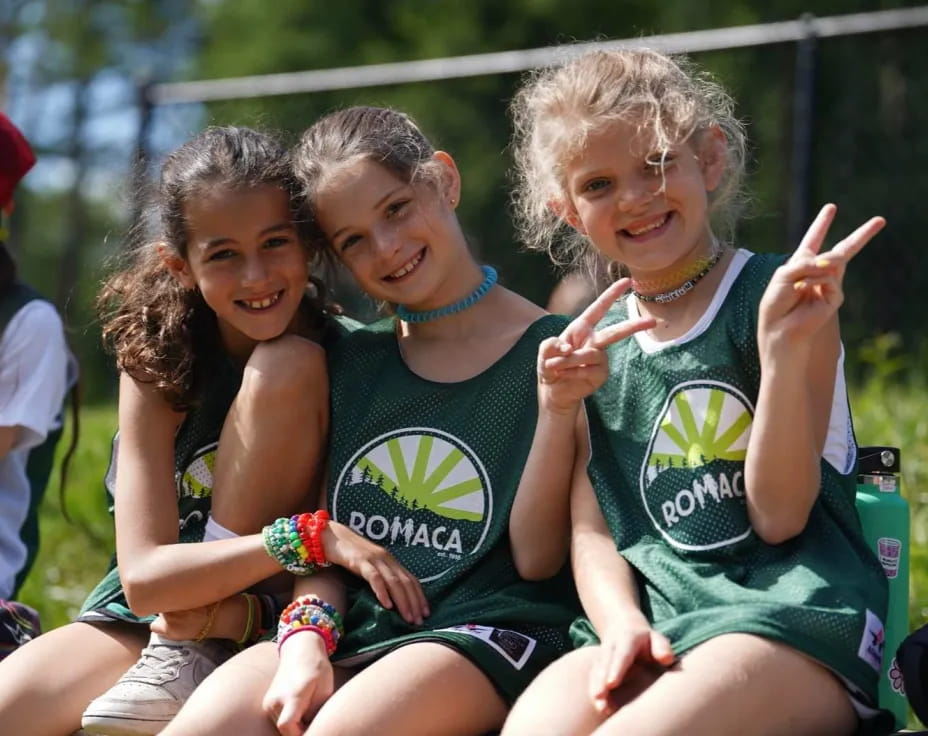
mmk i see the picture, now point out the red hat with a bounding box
[0,113,36,212]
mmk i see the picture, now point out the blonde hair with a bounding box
[510,48,747,273]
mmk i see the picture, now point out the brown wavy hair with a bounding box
[97,126,330,410]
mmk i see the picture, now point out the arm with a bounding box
[570,433,673,710]
[509,281,655,580]
[745,316,837,543]
[571,437,647,636]
[0,426,15,459]
[114,372,282,615]
[263,476,351,736]
[509,400,581,580]
[746,205,885,543]
[0,301,72,460]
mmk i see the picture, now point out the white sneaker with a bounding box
[80,634,233,735]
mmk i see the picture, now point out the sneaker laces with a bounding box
[122,643,192,685]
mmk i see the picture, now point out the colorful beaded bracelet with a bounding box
[262,511,332,575]
[277,594,344,657]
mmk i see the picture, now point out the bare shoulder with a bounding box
[489,287,549,334]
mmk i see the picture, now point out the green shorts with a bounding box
[333,623,568,704]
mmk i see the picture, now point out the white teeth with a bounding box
[627,213,669,236]
[390,252,423,279]
[242,293,280,309]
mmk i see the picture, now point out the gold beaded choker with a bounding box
[631,252,722,304]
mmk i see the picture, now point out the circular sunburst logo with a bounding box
[332,427,493,582]
[640,381,754,551]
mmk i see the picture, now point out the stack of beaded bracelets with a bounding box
[236,592,279,646]
[262,510,331,575]
[277,594,344,656]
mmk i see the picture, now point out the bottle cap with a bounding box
[857,446,900,475]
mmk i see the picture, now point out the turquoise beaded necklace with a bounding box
[395,265,498,324]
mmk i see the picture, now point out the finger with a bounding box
[603,637,640,691]
[378,560,417,624]
[649,631,676,666]
[537,336,572,363]
[590,315,656,350]
[361,562,394,611]
[538,337,573,384]
[408,572,430,619]
[276,695,307,736]
[542,364,609,390]
[792,203,837,259]
[543,346,607,372]
[828,216,885,262]
[561,278,632,345]
[398,568,429,622]
[773,254,846,291]
[589,646,612,707]
[271,688,313,736]
[791,273,842,298]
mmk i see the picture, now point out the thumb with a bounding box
[277,694,308,736]
[650,631,675,666]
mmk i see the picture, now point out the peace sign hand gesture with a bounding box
[759,204,885,350]
[538,278,656,414]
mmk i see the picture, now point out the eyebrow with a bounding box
[331,185,406,240]
[202,221,294,250]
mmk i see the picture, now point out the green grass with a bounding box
[18,403,117,629]
[15,372,928,727]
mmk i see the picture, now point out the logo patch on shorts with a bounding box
[857,608,885,673]
[437,625,536,670]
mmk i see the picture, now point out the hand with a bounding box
[149,602,217,641]
[590,619,674,714]
[263,631,334,736]
[538,278,656,413]
[323,522,429,625]
[759,204,885,350]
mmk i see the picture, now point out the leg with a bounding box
[0,621,147,735]
[307,642,508,736]
[502,647,608,736]
[160,641,279,736]
[163,641,357,736]
[596,634,856,736]
[210,336,328,533]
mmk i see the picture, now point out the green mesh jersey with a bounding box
[79,311,356,623]
[581,250,887,703]
[327,314,580,663]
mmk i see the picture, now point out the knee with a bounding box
[241,336,327,409]
[305,701,359,736]
[503,650,599,736]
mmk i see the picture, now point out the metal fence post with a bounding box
[787,13,819,248]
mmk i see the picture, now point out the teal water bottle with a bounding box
[856,445,910,728]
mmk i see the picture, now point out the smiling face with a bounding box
[166,183,308,359]
[314,155,474,311]
[562,119,725,282]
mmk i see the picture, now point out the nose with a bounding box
[617,174,658,213]
[371,222,402,258]
[241,253,270,286]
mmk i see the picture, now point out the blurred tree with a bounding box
[2,0,926,396]
[0,0,201,400]
[183,0,927,350]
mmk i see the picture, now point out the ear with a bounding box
[158,243,196,290]
[697,126,727,193]
[433,151,462,208]
[547,198,587,235]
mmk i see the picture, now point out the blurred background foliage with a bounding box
[3,2,928,724]
[3,0,927,400]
